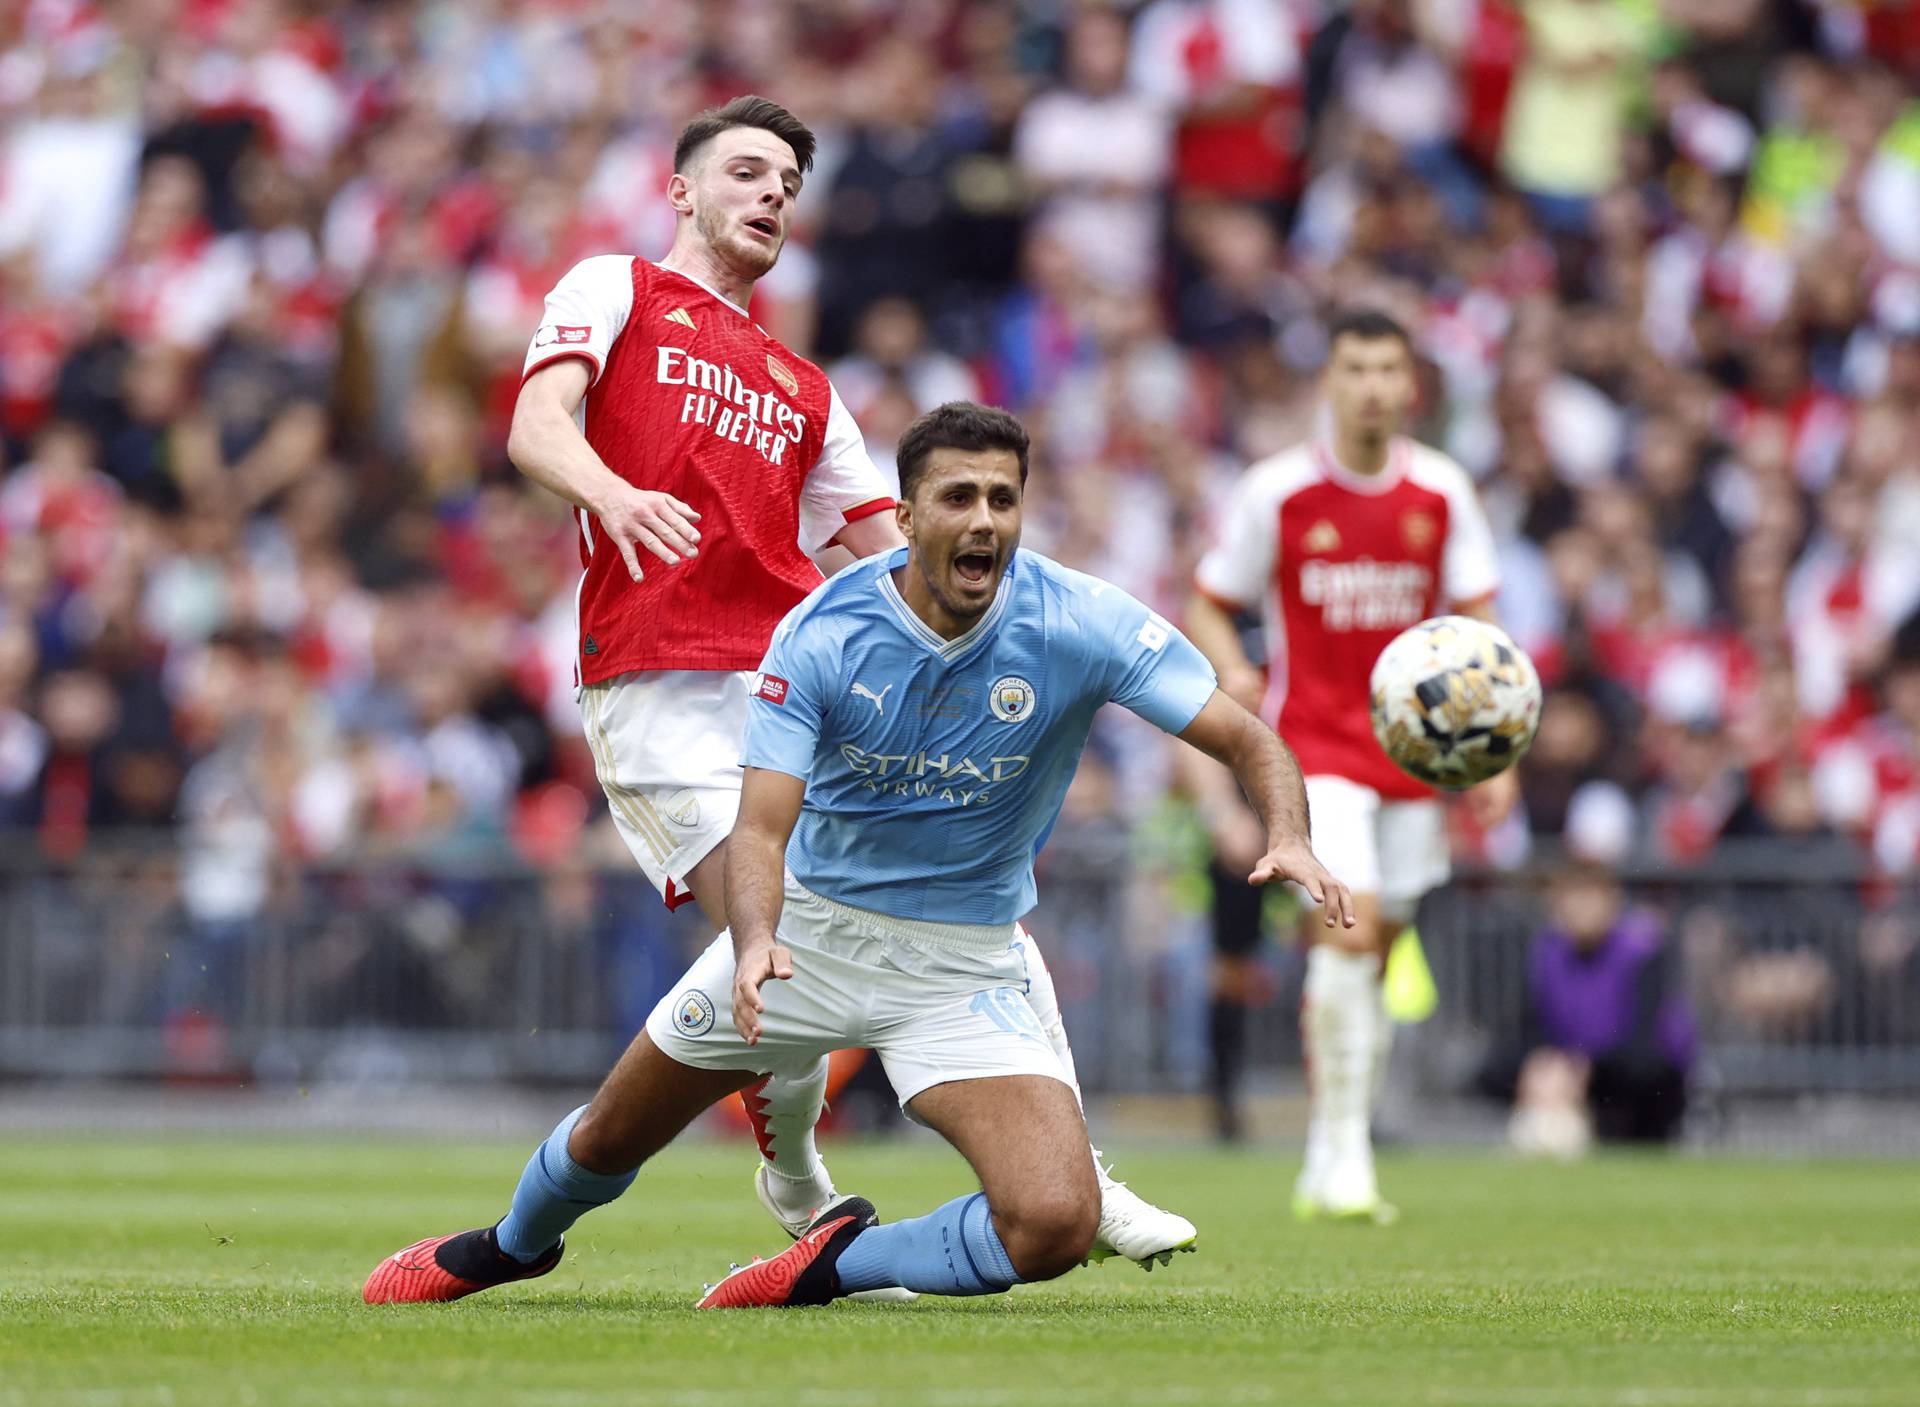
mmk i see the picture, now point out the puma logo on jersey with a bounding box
[851,682,893,715]
[665,307,697,331]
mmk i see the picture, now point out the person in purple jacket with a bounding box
[1481,861,1698,1146]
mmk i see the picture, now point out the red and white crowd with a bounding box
[2,0,1918,887]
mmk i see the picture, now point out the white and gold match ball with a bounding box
[1368,615,1542,790]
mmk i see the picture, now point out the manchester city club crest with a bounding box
[673,989,716,1037]
[989,675,1036,722]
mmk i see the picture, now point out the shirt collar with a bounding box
[654,261,752,319]
[1313,437,1410,495]
[875,548,1014,663]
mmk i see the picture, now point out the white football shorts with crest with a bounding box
[578,669,753,911]
[644,874,1070,1111]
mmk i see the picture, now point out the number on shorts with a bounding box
[969,988,1043,1044]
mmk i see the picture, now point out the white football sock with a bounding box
[747,1057,831,1195]
[1371,978,1395,1108]
[1302,946,1382,1197]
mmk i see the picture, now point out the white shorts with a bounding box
[579,669,749,909]
[645,876,1070,1110]
[1304,774,1450,921]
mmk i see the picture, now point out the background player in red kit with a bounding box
[361,97,1192,1305]
[1187,309,1517,1223]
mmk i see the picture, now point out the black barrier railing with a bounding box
[1,830,1916,1099]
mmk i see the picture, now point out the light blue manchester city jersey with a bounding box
[742,547,1218,924]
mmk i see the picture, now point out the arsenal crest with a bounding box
[766,354,799,397]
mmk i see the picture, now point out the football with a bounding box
[1369,615,1542,790]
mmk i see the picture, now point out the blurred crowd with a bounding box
[3,0,1920,927]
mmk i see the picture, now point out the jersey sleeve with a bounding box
[798,384,896,553]
[740,606,838,780]
[522,255,636,388]
[1193,469,1277,609]
[1084,580,1220,734]
[1437,466,1501,606]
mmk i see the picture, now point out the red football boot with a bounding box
[362,1226,563,1305]
[696,1196,877,1309]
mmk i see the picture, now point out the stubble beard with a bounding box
[695,203,779,281]
[1342,408,1395,450]
[918,553,987,629]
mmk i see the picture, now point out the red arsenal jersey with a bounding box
[1195,439,1500,800]
[521,257,894,683]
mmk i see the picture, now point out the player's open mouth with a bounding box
[745,217,778,240]
[953,551,994,586]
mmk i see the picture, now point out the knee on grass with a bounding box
[994,1190,1100,1281]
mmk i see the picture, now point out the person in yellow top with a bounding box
[1499,0,1651,232]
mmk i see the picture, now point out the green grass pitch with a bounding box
[1,1133,1915,1406]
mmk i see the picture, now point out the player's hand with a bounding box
[1249,838,1356,929]
[1466,768,1520,830]
[731,939,793,1044]
[591,481,702,581]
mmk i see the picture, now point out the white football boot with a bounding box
[1086,1151,1198,1269]
[754,1163,917,1302]
[1294,1153,1398,1225]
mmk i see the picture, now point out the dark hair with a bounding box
[896,401,1030,500]
[674,96,816,176]
[1326,307,1413,352]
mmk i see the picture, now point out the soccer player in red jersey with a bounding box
[1187,309,1519,1222]
[362,97,1190,1306]
[510,98,898,917]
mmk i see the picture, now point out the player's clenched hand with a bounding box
[590,481,702,581]
[732,940,793,1044]
[1248,839,1356,929]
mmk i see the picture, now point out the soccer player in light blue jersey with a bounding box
[362,403,1350,1309]
[694,402,1350,1305]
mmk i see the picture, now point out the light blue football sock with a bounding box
[833,1192,1023,1296]
[495,1105,638,1262]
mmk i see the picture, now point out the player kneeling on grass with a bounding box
[363,403,1351,1309]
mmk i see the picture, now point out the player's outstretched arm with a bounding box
[724,766,808,1043]
[507,360,703,582]
[1177,690,1357,929]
